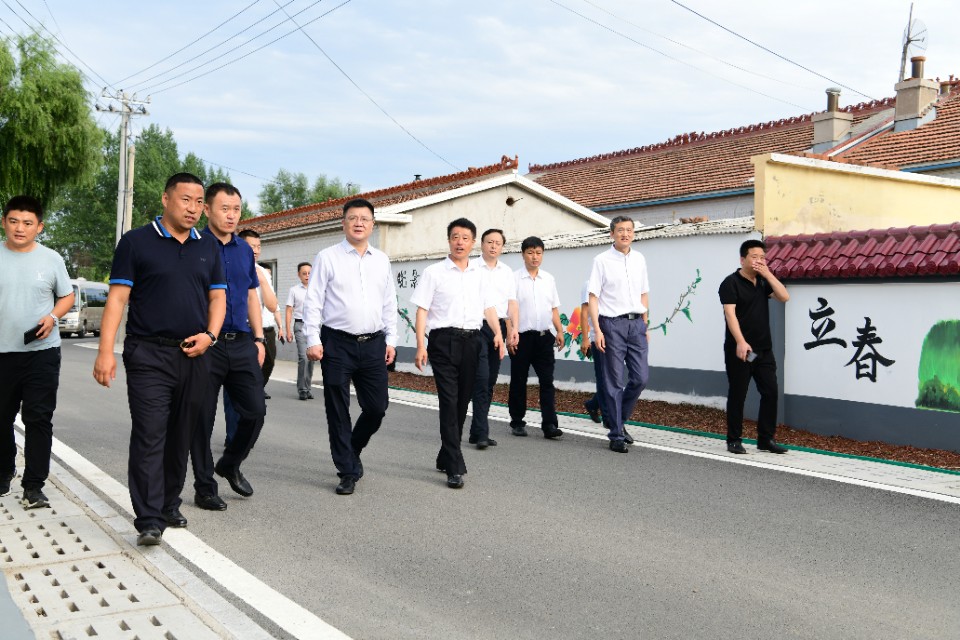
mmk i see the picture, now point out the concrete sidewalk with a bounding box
[4,357,958,639]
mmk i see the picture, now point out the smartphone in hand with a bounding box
[23,326,41,345]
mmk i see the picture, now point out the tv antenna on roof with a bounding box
[899,2,929,82]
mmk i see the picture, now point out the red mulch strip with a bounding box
[388,371,960,472]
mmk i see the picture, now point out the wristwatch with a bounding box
[204,331,218,345]
[49,313,59,323]
[253,336,266,344]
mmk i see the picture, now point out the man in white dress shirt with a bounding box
[508,236,564,440]
[303,198,398,495]
[588,216,650,453]
[468,228,518,449]
[411,218,505,489]
[285,262,314,400]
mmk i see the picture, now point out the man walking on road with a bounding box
[93,173,226,546]
[303,198,398,496]
[286,262,314,400]
[412,218,505,489]
[190,183,267,513]
[0,196,75,509]
[588,216,650,454]
[719,239,790,455]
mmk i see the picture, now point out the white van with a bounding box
[60,279,109,338]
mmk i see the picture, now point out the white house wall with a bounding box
[598,194,755,226]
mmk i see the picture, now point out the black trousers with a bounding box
[191,334,265,496]
[320,326,389,480]
[724,347,778,444]
[509,331,558,430]
[469,318,506,441]
[0,348,61,491]
[124,337,209,532]
[428,329,481,476]
[262,326,277,385]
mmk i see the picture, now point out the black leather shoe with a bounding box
[194,493,227,511]
[306,391,315,399]
[446,474,464,489]
[727,442,747,454]
[137,528,162,546]
[299,392,309,400]
[758,440,788,454]
[623,428,635,445]
[543,427,564,440]
[486,438,497,447]
[436,464,446,473]
[162,508,188,527]
[512,426,528,437]
[609,440,629,453]
[585,402,602,423]
[474,439,489,449]
[215,461,253,497]
[336,477,356,495]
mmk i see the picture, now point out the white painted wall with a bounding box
[598,194,754,226]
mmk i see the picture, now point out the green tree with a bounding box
[257,168,359,214]
[0,34,102,204]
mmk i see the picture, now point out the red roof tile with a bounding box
[836,83,960,168]
[240,156,519,235]
[766,223,960,279]
[527,100,894,209]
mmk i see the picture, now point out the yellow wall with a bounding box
[752,153,960,236]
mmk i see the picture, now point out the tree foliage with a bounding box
[257,168,360,214]
[0,34,102,205]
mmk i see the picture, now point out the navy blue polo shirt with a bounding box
[110,217,226,339]
[201,227,259,333]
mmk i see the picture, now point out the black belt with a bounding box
[218,332,250,341]
[602,313,644,321]
[521,329,553,337]
[431,327,480,338]
[131,335,183,348]
[294,319,303,324]
[263,326,276,334]
[326,327,384,343]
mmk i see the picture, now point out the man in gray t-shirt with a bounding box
[0,196,75,509]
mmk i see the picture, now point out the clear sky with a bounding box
[1,0,958,212]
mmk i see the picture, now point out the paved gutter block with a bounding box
[2,492,86,525]
[1,515,118,569]
[34,606,223,640]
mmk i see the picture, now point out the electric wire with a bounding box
[668,0,874,100]
[272,0,459,170]
[113,0,262,86]
[548,0,812,110]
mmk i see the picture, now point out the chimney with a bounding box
[811,87,853,153]
[894,56,939,132]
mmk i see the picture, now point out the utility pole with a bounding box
[96,91,150,245]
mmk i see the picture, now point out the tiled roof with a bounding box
[835,82,960,168]
[241,156,519,235]
[766,223,960,280]
[526,100,894,209]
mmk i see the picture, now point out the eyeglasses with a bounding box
[345,216,374,225]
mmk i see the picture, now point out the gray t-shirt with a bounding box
[0,243,73,352]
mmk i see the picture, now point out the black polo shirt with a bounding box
[718,270,772,352]
[109,217,226,339]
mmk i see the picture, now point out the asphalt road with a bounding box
[52,340,960,639]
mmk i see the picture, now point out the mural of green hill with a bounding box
[916,320,960,413]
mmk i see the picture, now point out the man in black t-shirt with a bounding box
[718,240,790,455]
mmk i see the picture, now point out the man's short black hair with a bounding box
[206,182,241,202]
[297,261,311,272]
[521,236,545,252]
[740,239,766,257]
[447,217,476,239]
[342,198,374,217]
[3,195,44,222]
[609,215,635,232]
[481,228,505,243]
[164,172,204,192]
[238,228,260,239]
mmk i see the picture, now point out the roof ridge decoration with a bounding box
[251,155,519,222]
[527,98,895,173]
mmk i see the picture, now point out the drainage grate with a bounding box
[40,607,222,640]
[0,493,85,526]
[1,516,118,569]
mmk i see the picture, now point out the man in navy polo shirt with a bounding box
[94,173,226,547]
[189,183,266,512]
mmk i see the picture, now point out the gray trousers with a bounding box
[293,319,314,395]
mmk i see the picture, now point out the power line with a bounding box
[113,0,263,86]
[129,0,307,93]
[273,0,459,171]
[578,0,815,91]
[548,0,812,110]
[668,0,874,100]
[40,0,63,36]
[195,158,281,185]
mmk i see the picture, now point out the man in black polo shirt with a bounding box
[190,183,266,512]
[93,173,226,547]
[718,239,790,455]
